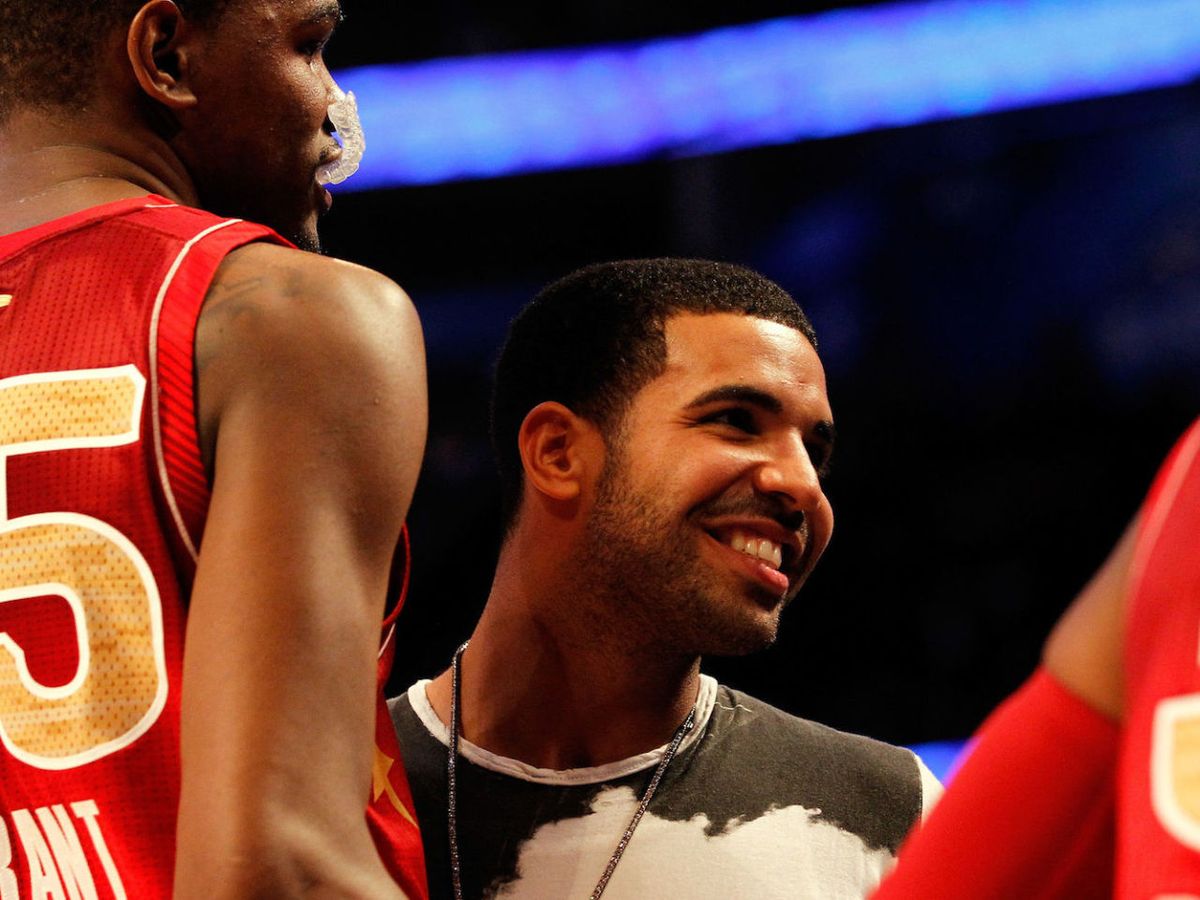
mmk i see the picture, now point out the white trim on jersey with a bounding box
[147,215,245,564]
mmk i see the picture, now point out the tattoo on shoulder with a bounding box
[195,275,269,376]
[208,275,268,308]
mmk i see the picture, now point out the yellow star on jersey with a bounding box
[373,744,418,828]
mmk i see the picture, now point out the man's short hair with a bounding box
[0,0,229,122]
[490,258,819,531]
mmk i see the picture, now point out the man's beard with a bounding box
[289,229,323,254]
[196,179,323,254]
[574,445,787,660]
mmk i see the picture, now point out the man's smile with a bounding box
[703,525,796,597]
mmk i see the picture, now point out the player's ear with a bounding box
[517,402,601,504]
[127,0,200,110]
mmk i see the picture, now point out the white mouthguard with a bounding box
[317,89,365,186]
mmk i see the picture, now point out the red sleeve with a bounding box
[872,668,1118,899]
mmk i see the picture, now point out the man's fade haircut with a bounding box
[0,0,230,122]
[490,257,819,532]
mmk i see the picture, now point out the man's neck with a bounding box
[0,110,195,234]
[427,565,702,770]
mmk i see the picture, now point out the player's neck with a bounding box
[428,559,701,770]
[0,111,196,234]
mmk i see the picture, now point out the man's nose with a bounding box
[751,433,825,513]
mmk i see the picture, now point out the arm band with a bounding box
[872,667,1119,899]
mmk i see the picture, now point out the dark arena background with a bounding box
[319,0,1200,771]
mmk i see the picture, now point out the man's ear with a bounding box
[126,1,199,110]
[517,402,601,504]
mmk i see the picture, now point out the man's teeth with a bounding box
[729,530,783,569]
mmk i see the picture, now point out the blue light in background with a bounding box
[333,0,1200,189]
[910,739,972,784]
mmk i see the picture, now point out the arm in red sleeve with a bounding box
[872,668,1118,900]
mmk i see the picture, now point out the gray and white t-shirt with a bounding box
[391,675,939,899]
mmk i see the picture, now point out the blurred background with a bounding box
[319,0,1200,761]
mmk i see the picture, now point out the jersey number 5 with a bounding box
[0,367,167,770]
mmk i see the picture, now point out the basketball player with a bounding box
[0,1,426,897]
[873,420,1200,897]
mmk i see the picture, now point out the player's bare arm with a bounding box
[1042,515,1139,721]
[176,243,426,899]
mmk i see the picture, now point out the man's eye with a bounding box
[804,442,833,480]
[810,450,832,480]
[301,35,331,58]
[703,408,758,433]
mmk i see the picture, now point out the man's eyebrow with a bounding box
[686,384,837,447]
[684,384,783,414]
[303,2,345,28]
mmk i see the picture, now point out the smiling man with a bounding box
[0,1,426,897]
[390,259,939,899]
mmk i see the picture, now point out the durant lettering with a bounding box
[0,800,125,900]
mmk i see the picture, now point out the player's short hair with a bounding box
[0,0,230,122]
[490,258,819,532]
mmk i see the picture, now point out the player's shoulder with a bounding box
[201,243,420,365]
[195,242,424,435]
[213,242,413,319]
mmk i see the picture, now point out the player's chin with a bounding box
[271,182,325,250]
[296,232,324,254]
[283,205,324,254]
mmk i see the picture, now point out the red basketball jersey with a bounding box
[0,196,426,899]
[1120,417,1200,897]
